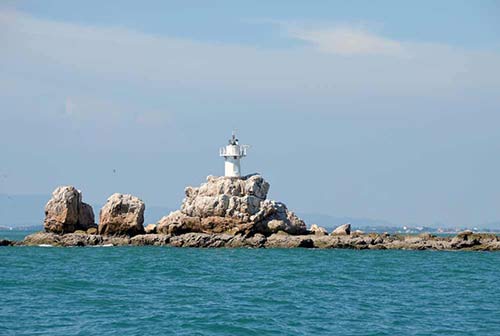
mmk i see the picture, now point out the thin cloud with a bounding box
[1,10,499,103]
[288,26,405,56]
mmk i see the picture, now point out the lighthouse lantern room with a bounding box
[219,131,249,177]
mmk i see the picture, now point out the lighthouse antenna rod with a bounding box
[229,129,238,145]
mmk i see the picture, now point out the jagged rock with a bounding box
[331,223,351,236]
[12,231,500,250]
[0,239,14,246]
[226,233,267,248]
[102,236,130,246]
[200,217,255,235]
[310,224,328,236]
[59,233,103,247]
[169,233,232,248]
[98,193,145,236]
[130,234,170,246]
[352,230,365,237]
[450,230,480,249]
[157,210,254,236]
[457,230,473,238]
[483,241,500,251]
[187,174,270,199]
[157,211,202,235]
[373,235,384,245]
[78,203,96,230]
[23,232,61,246]
[252,200,307,235]
[144,224,157,234]
[418,232,435,239]
[23,231,103,247]
[44,186,96,234]
[182,194,261,220]
[264,233,314,248]
[267,219,286,232]
[158,174,306,236]
[87,227,98,235]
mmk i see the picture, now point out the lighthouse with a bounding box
[219,131,249,177]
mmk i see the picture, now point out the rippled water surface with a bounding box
[1,241,500,335]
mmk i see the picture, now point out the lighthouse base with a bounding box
[224,159,241,177]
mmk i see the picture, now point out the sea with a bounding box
[1,230,500,335]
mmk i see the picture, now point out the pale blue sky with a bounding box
[1,1,499,227]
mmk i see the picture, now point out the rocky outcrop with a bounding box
[130,234,170,246]
[157,174,307,236]
[331,223,351,236]
[0,239,14,246]
[265,233,314,248]
[169,233,233,248]
[11,231,500,250]
[87,227,98,235]
[450,230,481,249]
[310,224,328,236]
[23,231,102,247]
[98,193,145,236]
[44,186,96,234]
[144,224,157,234]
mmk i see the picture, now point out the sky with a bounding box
[1,1,500,228]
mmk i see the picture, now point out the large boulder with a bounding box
[158,174,306,236]
[181,175,268,221]
[252,200,307,235]
[157,210,202,235]
[450,230,480,249]
[157,210,255,236]
[310,224,328,236]
[0,239,14,246]
[186,174,270,199]
[331,223,351,236]
[264,233,314,248]
[98,193,145,236]
[44,186,96,234]
[130,234,169,246]
[144,224,157,234]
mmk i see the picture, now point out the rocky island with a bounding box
[2,175,500,251]
[1,134,499,250]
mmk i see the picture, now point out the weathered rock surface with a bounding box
[44,186,96,234]
[310,224,328,236]
[331,223,351,236]
[226,233,267,248]
[0,239,14,246]
[169,233,233,248]
[144,224,157,234]
[87,227,98,235]
[10,231,499,250]
[98,193,145,236]
[265,233,314,248]
[130,234,170,246]
[450,230,484,249]
[158,174,307,236]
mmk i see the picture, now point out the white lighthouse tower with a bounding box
[219,131,249,177]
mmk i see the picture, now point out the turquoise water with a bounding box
[0,230,35,242]
[1,236,500,335]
